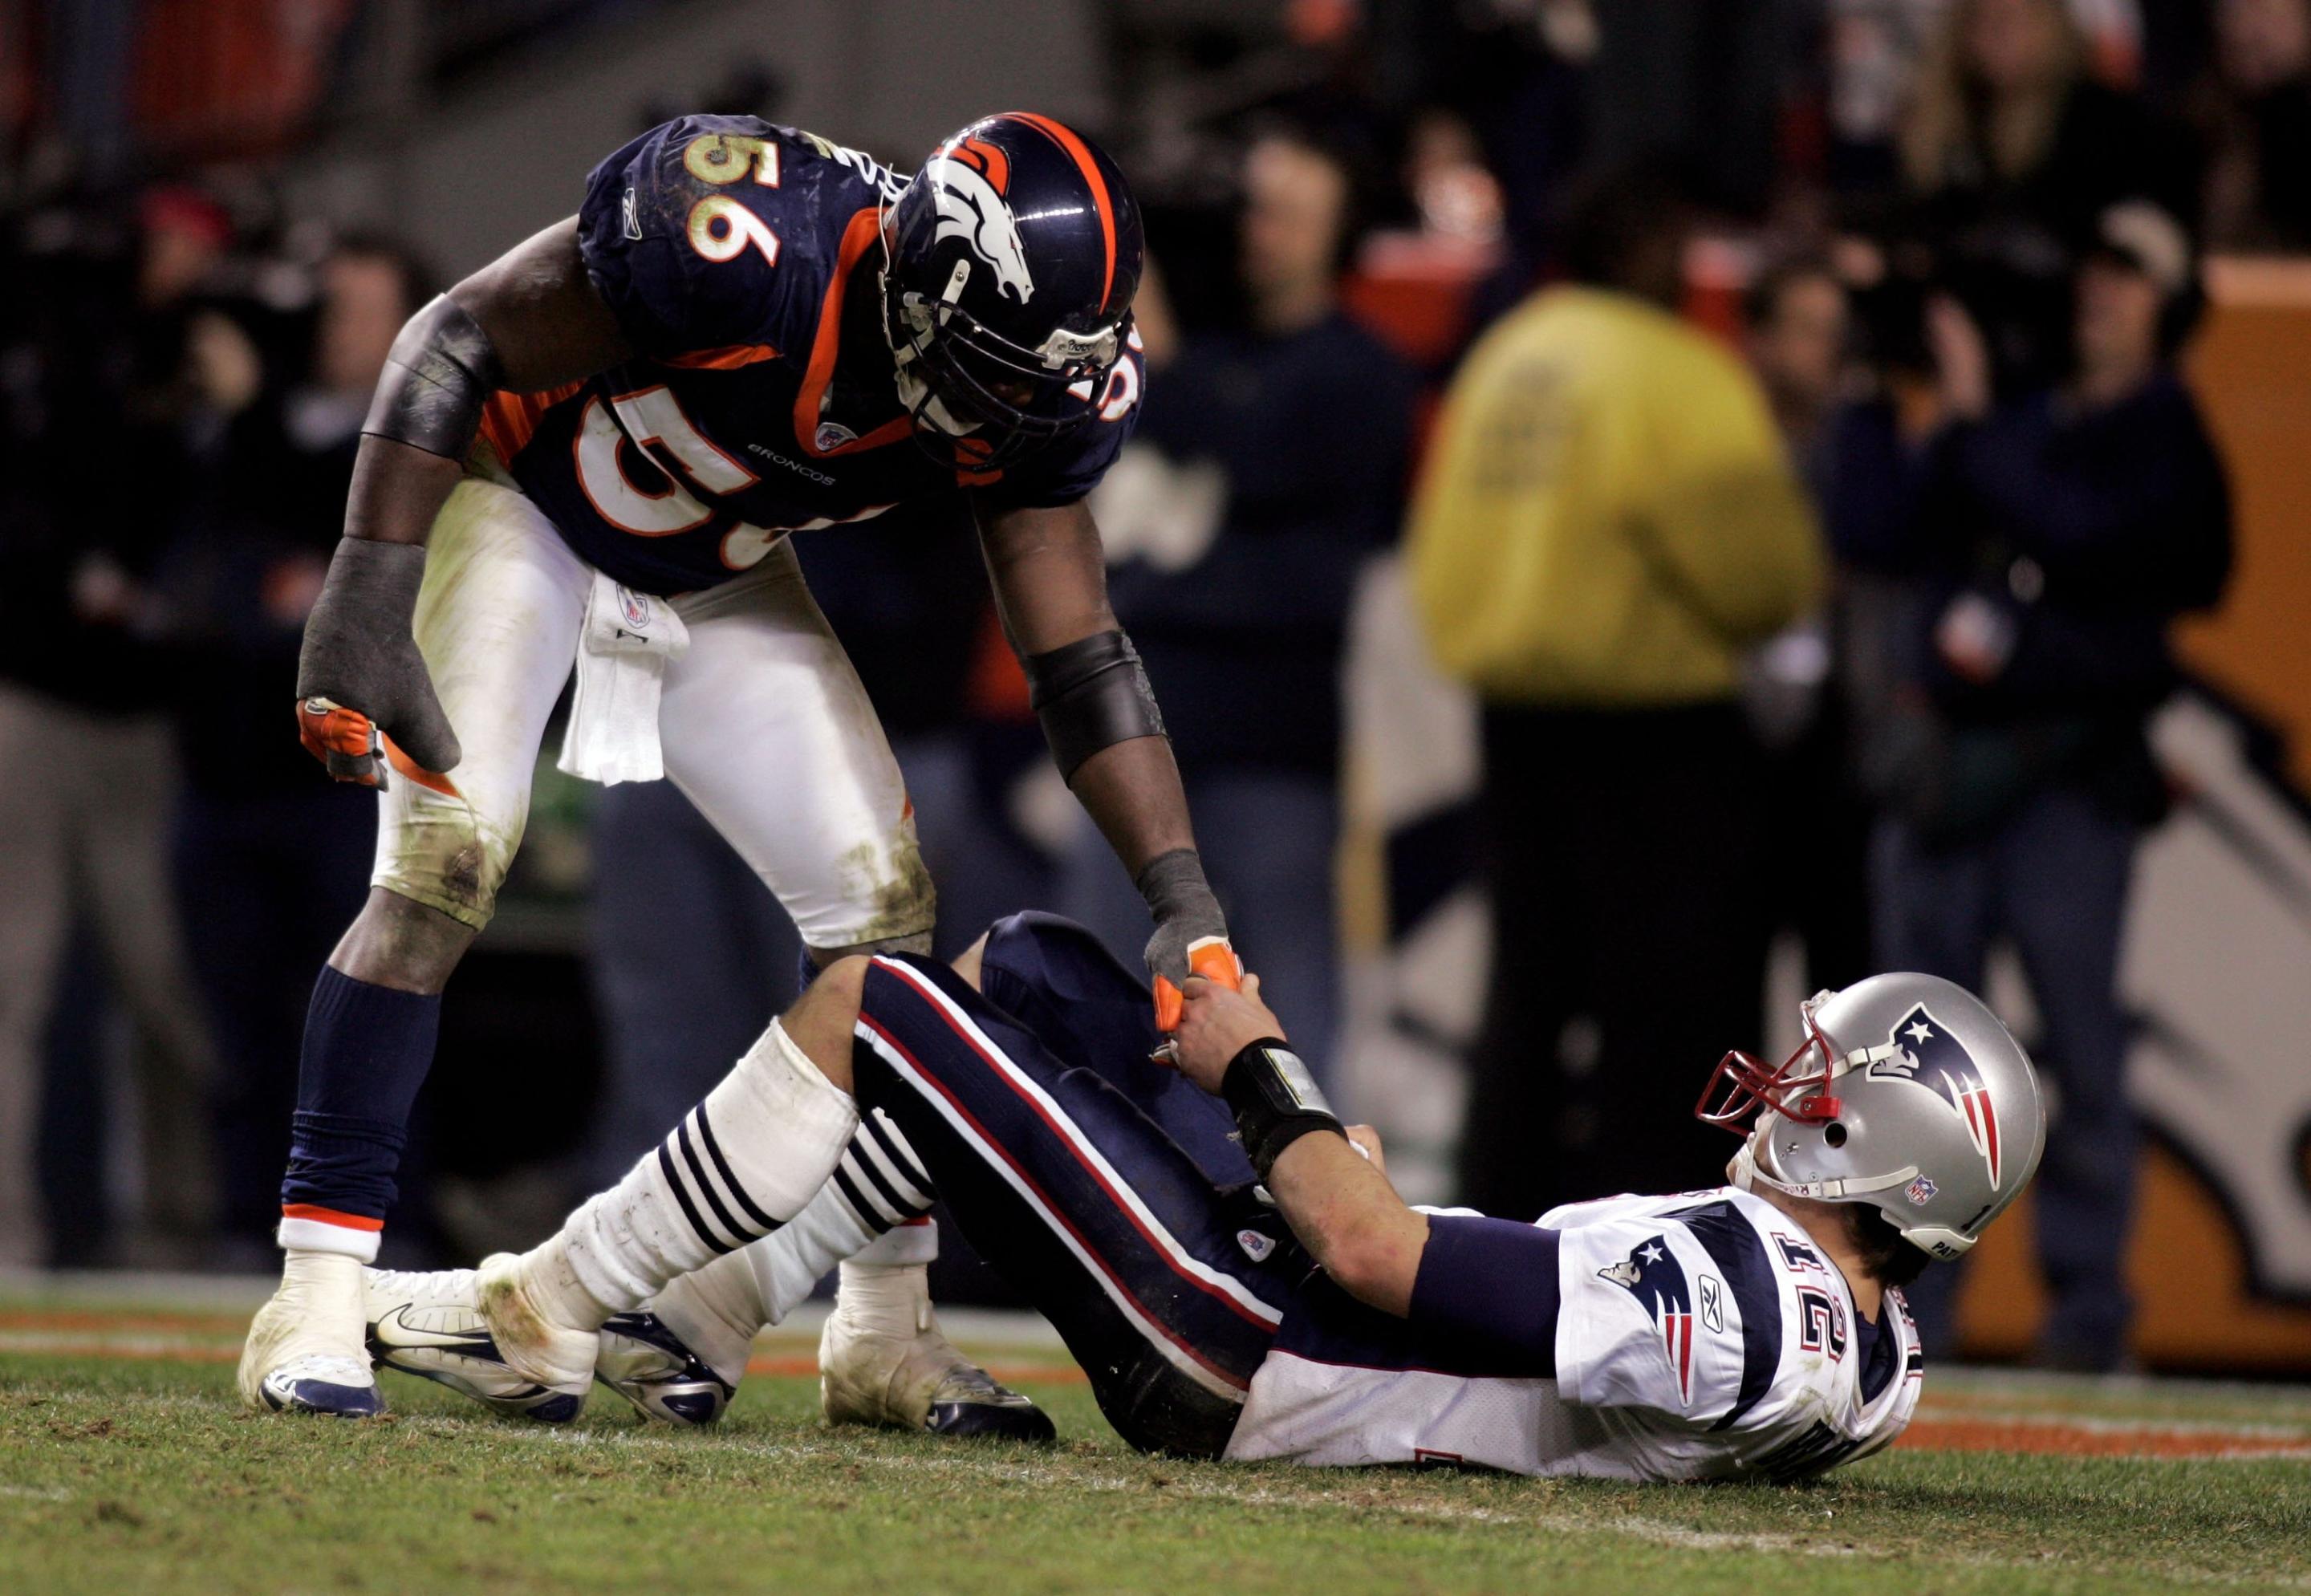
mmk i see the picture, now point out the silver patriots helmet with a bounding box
[1696,973,2047,1262]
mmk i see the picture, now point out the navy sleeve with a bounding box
[1406,1216,1561,1376]
[577,116,798,359]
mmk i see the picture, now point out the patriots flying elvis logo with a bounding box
[1598,1235,1696,1404]
[1866,1004,2003,1186]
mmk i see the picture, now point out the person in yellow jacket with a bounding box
[1407,164,1822,1218]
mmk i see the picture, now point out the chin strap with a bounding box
[1736,1128,1976,1261]
[1734,1133,1921,1203]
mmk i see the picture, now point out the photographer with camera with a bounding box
[1895,0,2198,400]
[1827,199,2233,1370]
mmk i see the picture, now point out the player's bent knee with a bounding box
[812,953,875,1013]
[373,786,522,932]
[327,887,480,995]
[780,954,874,1091]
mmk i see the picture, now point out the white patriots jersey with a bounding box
[1224,1187,1923,1482]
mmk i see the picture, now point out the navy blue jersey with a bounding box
[477,116,1145,595]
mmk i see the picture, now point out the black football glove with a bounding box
[1138,847,1241,1032]
[294,538,461,789]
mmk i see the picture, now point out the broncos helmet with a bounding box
[1696,973,2047,1263]
[880,112,1143,469]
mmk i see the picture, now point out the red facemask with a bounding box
[1694,1007,1847,1134]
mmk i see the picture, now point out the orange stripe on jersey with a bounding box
[794,209,915,459]
[280,1204,384,1232]
[1001,112,1116,310]
[381,734,462,798]
[477,381,585,464]
[950,433,1001,489]
[663,343,781,371]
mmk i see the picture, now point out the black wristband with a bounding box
[362,294,506,461]
[1135,847,1217,927]
[1220,1038,1345,1180]
[1022,628,1167,779]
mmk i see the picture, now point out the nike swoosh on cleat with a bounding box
[369,1304,503,1357]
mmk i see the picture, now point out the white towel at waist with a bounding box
[558,571,691,785]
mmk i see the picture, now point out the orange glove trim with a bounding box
[1153,940,1242,1033]
[296,698,384,786]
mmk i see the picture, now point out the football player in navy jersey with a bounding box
[240,114,1246,1432]
[357,912,2045,1480]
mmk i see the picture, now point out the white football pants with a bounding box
[372,470,934,949]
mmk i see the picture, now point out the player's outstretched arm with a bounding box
[974,498,1236,1025]
[296,219,632,786]
[1173,977,1429,1316]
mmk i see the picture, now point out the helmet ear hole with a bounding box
[1822,1121,1849,1149]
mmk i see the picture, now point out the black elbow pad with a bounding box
[1023,628,1168,779]
[362,294,507,461]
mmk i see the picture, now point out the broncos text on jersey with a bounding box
[475,116,1146,595]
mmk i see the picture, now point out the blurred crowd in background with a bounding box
[2,0,2301,1371]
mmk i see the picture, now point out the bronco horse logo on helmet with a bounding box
[927,137,1035,305]
[880,112,1143,469]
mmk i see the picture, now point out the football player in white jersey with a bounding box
[364,913,2043,1481]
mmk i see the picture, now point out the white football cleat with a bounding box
[595,1312,738,1426]
[819,1265,1054,1442]
[238,1249,385,1419]
[364,1267,585,1423]
[473,1251,602,1407]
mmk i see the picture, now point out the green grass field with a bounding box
[3,1285,2309,1594]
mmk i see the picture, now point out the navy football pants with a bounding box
[851,913,1299,1456]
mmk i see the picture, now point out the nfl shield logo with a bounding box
[814,420,857,453]
[1906,1176,1939,1206]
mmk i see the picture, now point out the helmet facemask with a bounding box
[879,214,1123,472]
[1695,1001,1846,1137]
[1697,997,1935,1230]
